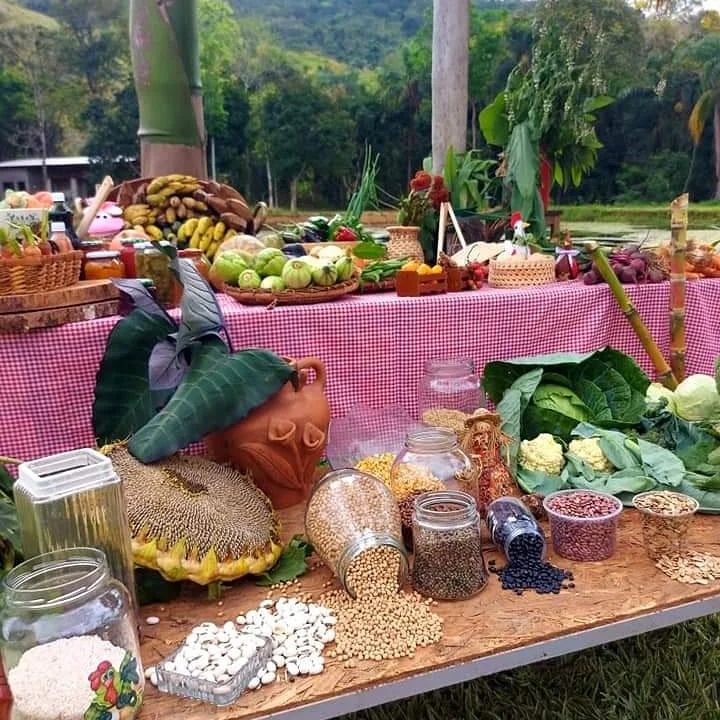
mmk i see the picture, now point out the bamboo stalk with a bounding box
[669,193,689,384]
[585,242,678,390]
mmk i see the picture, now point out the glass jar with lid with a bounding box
[1,547,144,720]
[304,469,408,598]
[486,496,547,563]
[412,490,487,600]
[83,250,126,281]
[135,242,174,306]
[418,358,485,419]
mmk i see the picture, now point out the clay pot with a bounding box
[205,357,330,509]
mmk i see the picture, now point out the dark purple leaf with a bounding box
[112,279,176,325]
[149,340,189,391]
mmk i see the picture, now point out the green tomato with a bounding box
[212,251,248,284]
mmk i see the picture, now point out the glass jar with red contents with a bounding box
[119,240,138,278]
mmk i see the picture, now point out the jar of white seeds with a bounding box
[304,469,409,598]
[1,548,143,720]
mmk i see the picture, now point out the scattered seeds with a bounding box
[655,552,720,584]
[146,616,160,625]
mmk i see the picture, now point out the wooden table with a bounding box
[137,506,720,720]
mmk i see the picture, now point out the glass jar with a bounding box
[1,548,144,720]
[80,239,107,256]
[119,240,139,278]
[418,358,485,419]
[486,496,546,563]
[304,469,408,598]
[411,490,487,600]
[83,250,126,281]
[135,243,174,306]
[172,249,211,305]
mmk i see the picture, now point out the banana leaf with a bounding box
[128,339,296,463]
[93,310,177,446]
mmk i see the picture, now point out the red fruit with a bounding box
[647,269,665,283]
[583,270,601,285]
[619,266,637,283]
[630,258,646,272]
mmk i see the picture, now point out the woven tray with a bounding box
[223,276,359,305]
[0,251,82,296]
[488,255,555,288]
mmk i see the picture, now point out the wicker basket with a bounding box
[386,226,424,263]
[488,254,556,288]
[223,276,359,305]
[0,251,82,296]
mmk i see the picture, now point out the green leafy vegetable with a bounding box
[256,536,314,586]
[516,467,567,495]
[637,438,684,487]
[129,339,296,463]
[532,385,590,422]
[352,241,387,260]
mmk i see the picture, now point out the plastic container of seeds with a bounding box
[486,496,547,562]
[155,634,272,706]
[633,490,699,560]
[304,468,409,597]
[544,490,622,562]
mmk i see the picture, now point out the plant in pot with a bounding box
[390,171,449,263]
[479,0,634,241]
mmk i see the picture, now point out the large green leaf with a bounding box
[128,339,296,463]
[479,92,509,147]
[93,310,177,445]
[0,494,21,551]
[507,121,538,201]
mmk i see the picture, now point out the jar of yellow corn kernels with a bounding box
[304,469,408,597]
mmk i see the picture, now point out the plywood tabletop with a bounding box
[137,506,720,720]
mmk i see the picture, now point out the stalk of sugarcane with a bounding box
[669,193,688,384]
[585,241,678,389]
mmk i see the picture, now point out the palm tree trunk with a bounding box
[714,101,720,199]
[431,0,469,172]
[129,0,206,178]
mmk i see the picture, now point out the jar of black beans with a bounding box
[486,497,573,596]
[411,490,487,600]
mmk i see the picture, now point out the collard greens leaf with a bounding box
[516,467,567,495]
[256,536,313,586]
[93,310,177,445]
[638,438,684,487]
[129,339,296,463]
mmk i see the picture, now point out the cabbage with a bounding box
[533,384,590,422]
[674,374,720,421]
[646,383,677,413]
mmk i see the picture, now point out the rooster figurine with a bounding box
[498,211,531,259]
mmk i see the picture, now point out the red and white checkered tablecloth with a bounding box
[2,280,720,465]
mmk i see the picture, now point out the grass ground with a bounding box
[555,203,720,230]
[343,615,720,720]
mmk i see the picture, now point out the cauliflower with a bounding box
[568,437,614,472]
[519,434,564,475]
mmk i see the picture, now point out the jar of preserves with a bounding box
[119,240,139,278]
[412,490,487,600]
[172,248,211,304]
[135,242,174,306]
[0,548,144,720]
[486,496,547,563]
[304,469,408,598]
[83,250,126,281]
[418,358,485,418]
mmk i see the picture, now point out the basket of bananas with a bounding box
[109,175,268,261]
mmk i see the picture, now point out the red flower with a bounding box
[428,187,450,209]
[409,171,432,191]
[431,175,445,190]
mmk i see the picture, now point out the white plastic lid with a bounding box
[51,192,65,202]
[50,222,66,233]
[15,449,119,503]
[86,251,120,260]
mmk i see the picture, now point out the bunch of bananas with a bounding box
[177,217,235,259]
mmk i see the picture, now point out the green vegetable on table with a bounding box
[255,535,314,587]
[360,258,408,285]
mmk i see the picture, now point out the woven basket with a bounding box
[224,276,359,305]
[386,226,424,263]
[0,251,82,296]
[488,255,556,288]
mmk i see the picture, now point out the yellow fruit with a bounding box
[417,263,432,275]
[146,177,168,195]
[131,215,148,227]
[402,261,419,272]
[430,264,443,274]
[176,203,187,219]
[196,216,212,235]
[181,197,196,209]
[145,225,163,240]
[189,228,203,249]
[194,201,208,212]
[206,241,220,259]
[199,227,214,252]
[169,196,181,208]
[212,221,226,242]
[166,207,177,224]
[222,228,235,243]
[146,193,164,207]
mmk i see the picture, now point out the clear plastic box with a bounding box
[155,634,272,706]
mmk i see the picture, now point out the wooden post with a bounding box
[669,193,688,383]
[431,0,470,172]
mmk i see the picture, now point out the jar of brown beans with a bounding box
[412,490,487,600]
[304,469,409,598]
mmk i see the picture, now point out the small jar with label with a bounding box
[486,496,547,563]
[49,221,73,254]
[135,242,174,306]
[83,250,126,281]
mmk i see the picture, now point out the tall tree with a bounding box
[129,0,206,178]
[431,0,469,171]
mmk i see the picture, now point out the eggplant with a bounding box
[283,243,307,258]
